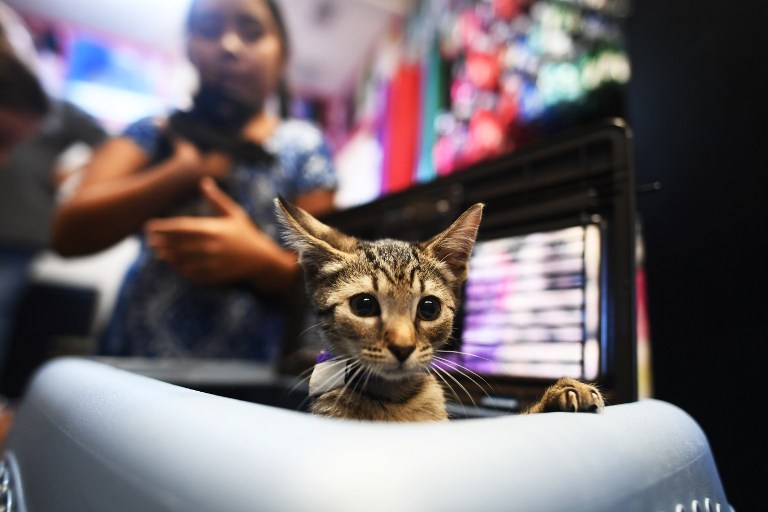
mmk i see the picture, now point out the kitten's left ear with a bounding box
[422,203,484,282]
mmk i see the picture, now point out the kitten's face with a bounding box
[275,199,484,382]
[311,238,459,380]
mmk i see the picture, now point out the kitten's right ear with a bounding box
[423,203,484,283]
[274,196,357,273]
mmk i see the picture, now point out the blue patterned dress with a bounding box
[96,116,337,361]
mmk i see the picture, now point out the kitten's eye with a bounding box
[417,296,441,321]
[349,293,380,317]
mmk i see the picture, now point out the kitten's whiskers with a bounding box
[287,365,314,395]
[434,351,494,390]
[432,355,494,406]
[331,359,363,413]
[429,362,478,409]
[437,349,493,362]
[295,322,322,340]
[292,354,353,411]
[428,366,469,418]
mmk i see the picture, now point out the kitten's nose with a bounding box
[388,344,415,363]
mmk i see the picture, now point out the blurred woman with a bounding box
[51,0,337,361]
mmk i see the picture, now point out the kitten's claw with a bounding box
[525,377,605,414]
[565,389,578,412]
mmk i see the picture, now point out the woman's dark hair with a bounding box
[0,48,49,116]
[262,0,292,118]
[263,0,290,61]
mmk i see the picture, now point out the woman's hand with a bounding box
[170,133,232,182]
[145,177,297,290]
[51,127,237,258]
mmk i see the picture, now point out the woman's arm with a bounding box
[51,135,230,256]
[295,188,335,216]
[144,179,335,297]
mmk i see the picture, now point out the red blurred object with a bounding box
[382,62,421,194]
[468,109,505,161]
[497,89,520,126]
[493,0,523,20]
[466,51,500,90]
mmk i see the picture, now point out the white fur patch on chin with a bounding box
[308,360,346,396]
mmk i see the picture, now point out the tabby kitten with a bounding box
[275,198,604,422]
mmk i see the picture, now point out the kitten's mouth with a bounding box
[366,362,425,381]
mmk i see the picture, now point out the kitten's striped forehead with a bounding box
[321,246,447,314]
[314,238,452,306]
[317,238,457,290]
[312,240,418,283]
[359,239,421,284]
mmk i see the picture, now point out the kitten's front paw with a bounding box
[525,377,605,414]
